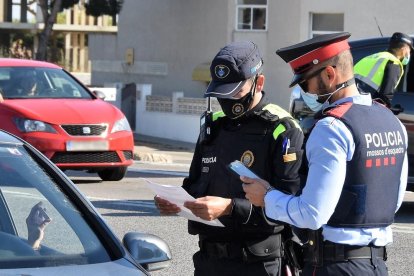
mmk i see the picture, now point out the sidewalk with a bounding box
[133,133,195,164]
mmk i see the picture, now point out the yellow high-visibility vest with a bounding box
[354,51,403,91]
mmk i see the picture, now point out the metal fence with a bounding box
[146,95,222,114]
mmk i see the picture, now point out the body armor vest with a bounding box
[319,102,406,227]
[188,104,298,237]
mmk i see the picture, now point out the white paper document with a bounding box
[143,178,224,227]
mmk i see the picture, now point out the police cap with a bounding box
[205,41,263,98]
[276,32,351,87]
[390,32,414,50]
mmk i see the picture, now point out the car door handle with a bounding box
[390,104,404,115]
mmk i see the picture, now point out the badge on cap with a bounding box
[241,150,254,167]
[215,65,230,79]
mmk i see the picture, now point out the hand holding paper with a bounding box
[143,178,224,227]
[154,195,181,215]
[184,196,232,221]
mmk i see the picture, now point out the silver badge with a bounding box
[215,65,230,79]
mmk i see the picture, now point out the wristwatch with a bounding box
[264,185,275,197]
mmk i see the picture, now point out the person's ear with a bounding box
[323,66,336,87]
[255,74,265,92]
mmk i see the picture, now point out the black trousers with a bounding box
[302,258,388,276]
[192,250,281,276]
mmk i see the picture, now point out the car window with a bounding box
[351,44,387,63]
[0,67,93,99]
[0,144,111,268]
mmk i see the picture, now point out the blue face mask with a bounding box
[300,81,351,112]
[300,89,323,112]
[402,55,410,66]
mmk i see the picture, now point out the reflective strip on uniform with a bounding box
[354,74,380,90]
[262,104,301,141]
[273,124,286,140]
[212,111,225,121]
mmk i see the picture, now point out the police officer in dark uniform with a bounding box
[155,41,304,276]
[242,33,408,276]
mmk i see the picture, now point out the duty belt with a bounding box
[198,234,282,262]
[305,240,387,262]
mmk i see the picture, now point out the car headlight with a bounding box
[111,117,131,133]
[14,118,57,133]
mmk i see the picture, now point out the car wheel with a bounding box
[97,167,128,181]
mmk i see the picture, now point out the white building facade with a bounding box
[89,0,414,111]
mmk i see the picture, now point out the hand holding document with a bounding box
[143,178,224,227]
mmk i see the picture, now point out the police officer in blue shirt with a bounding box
[242,33,408,276]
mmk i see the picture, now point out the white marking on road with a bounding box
[134,160,190,168]
[392,225,414,234]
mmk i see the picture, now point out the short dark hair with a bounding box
[388,41,408,53]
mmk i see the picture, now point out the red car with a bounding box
[0,58,134,181]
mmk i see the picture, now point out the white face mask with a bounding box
[300,81,350,112]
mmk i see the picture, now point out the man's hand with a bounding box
[241,176,271,207]
[184,196,232,221]
[154,195,181,215]
[26,201,52,250]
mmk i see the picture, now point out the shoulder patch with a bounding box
[260,104,302,140]
[272,117,300,140]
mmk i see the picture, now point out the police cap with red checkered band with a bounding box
[276,32,351,88]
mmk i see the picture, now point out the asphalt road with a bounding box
[67,140,414,276]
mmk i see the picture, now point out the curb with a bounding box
[133,150,173,163]
[133,133,196,151]
[132,134,195,164]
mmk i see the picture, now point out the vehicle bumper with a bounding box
[22,131,134,169]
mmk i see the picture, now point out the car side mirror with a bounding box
[92,90,106,100]
[123,232,172,272]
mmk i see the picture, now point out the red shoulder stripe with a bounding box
[325,102,353,118]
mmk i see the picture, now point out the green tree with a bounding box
[85,0,123,26]
[36,0,123,61]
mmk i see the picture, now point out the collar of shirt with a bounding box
[323,92,373,111]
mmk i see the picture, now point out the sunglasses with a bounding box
[298,65,336,92]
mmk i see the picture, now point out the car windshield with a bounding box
[0,67,93,99]
[0,143,111,269]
